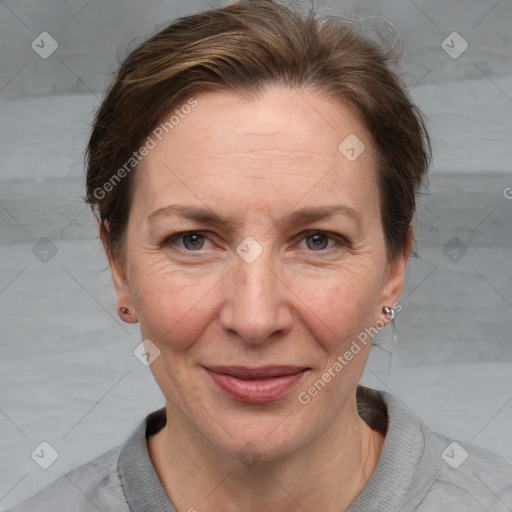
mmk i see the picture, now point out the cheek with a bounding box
[288,262,382,350]
[127,253,223,353]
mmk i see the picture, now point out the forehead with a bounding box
[133,86,379,217]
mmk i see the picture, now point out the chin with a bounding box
[197,404,319,466]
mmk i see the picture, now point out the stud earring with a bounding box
[118,306,138,323]
[382,305,398,339]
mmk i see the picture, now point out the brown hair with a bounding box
[85,0,430,263]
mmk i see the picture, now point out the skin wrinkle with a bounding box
[101,86,411,512]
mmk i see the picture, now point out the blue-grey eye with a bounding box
[182,233,205,250]
[306,233,329,250]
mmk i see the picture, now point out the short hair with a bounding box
[85,0,430,263]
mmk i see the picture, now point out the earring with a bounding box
[118,306,138,323]
[382,305,398,339]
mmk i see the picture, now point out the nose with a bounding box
[219,249,294,345]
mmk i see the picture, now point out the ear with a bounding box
[99,220,138,323]
[377,225,414,318]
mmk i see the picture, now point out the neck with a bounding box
[148,395,384,512]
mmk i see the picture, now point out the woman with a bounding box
[9,1,511,511]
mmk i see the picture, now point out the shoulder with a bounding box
[356,387,512,511]
[416,429,512,511]
[6,444,130,512]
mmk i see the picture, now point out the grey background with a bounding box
[1,0,511,509]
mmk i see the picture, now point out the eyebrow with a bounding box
[148,204,362,229]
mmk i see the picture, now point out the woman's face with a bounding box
[107,85,408,461]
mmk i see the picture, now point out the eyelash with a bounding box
[161,230,349,253]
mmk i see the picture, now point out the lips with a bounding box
[203,365,309,403]
[206,365,307,379]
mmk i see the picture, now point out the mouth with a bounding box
[203,365,310,403]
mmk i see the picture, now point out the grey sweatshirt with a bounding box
[7,386,512,511]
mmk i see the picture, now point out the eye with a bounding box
[163,231,212,251]
[181,233,205,250]
[305,232,330,250]
[298,230,345,252]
